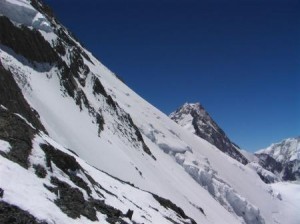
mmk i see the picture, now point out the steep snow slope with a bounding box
[0,0,296,223]
[0,106,198,224]
[0,49,238,224]
[256,137,300,181]
[170,103,248,165]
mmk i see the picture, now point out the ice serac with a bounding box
[170,103,248,165]
[0,0,52,32]
[256,137,300,181]
[0,0,297,223]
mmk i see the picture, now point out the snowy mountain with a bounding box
[0,103,198,224]
[170,103,248,164]
[169,103,280,184]
[256,137,300,181]
[0,0,299,224]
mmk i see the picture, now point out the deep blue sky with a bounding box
[45,0,299,151]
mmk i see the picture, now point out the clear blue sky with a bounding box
[45,0,299,151]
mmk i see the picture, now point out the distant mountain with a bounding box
[170,103,248,165]
[255,137,300,181]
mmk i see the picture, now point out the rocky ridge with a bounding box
[256,137,300,181]
[170,103,248,165]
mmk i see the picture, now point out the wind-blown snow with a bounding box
[0,0,52,32]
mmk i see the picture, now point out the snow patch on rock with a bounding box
[0,139,11,153]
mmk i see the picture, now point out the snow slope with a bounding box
[270,181,300,224]
[0,0,297,223]
[0,106,198,224]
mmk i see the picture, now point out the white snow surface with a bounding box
[0,1,298,223]
[0,139,11,153]
[270,182,300,224]
[0,133,200,224]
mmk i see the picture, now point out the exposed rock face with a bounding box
[170,103,248,165]
[0,66,46,132]
[0,201,47,224]
[256,137,300,181]
[0,107,36,168]
[153,194,197,224]
[0,16,58,64]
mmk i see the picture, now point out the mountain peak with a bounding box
[181,102,204,111]
[170,102,207,122]
[170,102,248,165]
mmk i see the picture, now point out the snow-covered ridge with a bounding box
[0,0,299,223]
[0,0,52,32]
[256,137,300,163]
[255,137,300,181]
[170,102,248,165]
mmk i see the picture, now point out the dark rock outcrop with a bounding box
[255,137,300,181]
[0,188,3,198]
[50,176,98,221]
[0,66,46,132]
[281,161,300,181]
[0,108,36,168]
[33,164,47,178]
[47,174,127,223]
[125,209,134,220]
[0,201,47,224]
[153,194,197,224]
[0,16,58,64]
[41,143,92,195]
[256,153,300,181]
[256,153,283,174]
